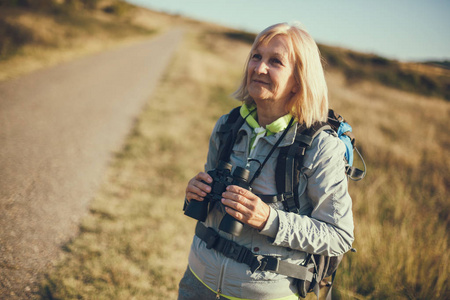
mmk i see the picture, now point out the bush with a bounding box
[223,31,256,44]
[0,19,35,58]
[0,0,56,8]
[103,0,130,16]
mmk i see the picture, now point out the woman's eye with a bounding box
[271,58,283,65]
[251,54,261,60]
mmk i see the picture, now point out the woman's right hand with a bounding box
[185,172,213,202]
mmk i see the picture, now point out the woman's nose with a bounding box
[254,61,268,74]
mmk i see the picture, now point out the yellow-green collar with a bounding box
[240,103,292,135]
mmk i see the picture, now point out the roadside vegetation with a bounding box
[320,45,450,101]
[0,0,186,81]
[41,26,449,300]
[0,2,448,299]
[39,24,252,299]
[220,30,450,101]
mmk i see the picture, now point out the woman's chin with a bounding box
[248,90,271,102]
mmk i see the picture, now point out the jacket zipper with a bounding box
[216,258,229,299]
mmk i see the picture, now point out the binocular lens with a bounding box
[217,161,232,171]
[233,166,250,181]
[184,161,251,236]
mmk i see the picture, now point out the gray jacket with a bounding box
[188,112,354,300]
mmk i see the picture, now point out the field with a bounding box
[1,2,449,299]
[0,1,186,81]
[40,26,449,299]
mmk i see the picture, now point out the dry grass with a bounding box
[327,72,450,299]
[0,5,188,81]
[40,25,250,299]
[15,12,446,300]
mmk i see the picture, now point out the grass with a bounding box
[326,72,449,299]
[215,30,450,101]
[2,5,447,299]
[0,2,166,81]
[319,46,450,101]
[39,25,450,299]
[39,26,250,299]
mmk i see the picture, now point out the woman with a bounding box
[179,22,354,300]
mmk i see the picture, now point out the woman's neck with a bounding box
[255,102,288,128]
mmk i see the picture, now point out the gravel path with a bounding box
[0,29,183,299]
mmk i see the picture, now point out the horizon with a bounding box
[126,0,450,63]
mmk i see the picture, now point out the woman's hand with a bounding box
[185,172,212,202]
[221,185,270,230]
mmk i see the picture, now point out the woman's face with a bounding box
[247,35,298,107]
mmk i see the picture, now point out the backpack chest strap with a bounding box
[195,222,314,281]
[257,194,298,213]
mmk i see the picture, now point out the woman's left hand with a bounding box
[221,185,270,231]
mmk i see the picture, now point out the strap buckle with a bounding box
[223,241,250,264]
[205,227,220,249]
[251,255,280,273]
[281,192,299,214]
[224,242,240,260]
[281,192,294,201]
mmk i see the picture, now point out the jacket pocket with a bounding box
[229,137,248,168]
[251,229,290,258]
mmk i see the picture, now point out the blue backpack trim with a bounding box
[337,122,354,166]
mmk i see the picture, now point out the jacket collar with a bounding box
[238,104,298,147]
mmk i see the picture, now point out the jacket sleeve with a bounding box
[183,115,227,210]
[260,132,354,256]
[204,114,228,172]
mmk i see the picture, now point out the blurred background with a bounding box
[0,0,449,299]
[128,0,450,62]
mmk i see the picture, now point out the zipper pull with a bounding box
[216,288,221,299]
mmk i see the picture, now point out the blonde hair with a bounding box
[233,22,328,127]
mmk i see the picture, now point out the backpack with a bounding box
[216,106,365,299]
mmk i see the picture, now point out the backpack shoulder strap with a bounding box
[216,106,245,165]
[328,109,366,181]
[276,122,330,213]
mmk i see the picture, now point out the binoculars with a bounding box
[184,161,251,236]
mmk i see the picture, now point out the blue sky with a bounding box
[126,0,450,62]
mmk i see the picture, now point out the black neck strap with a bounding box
[248,117,295,186]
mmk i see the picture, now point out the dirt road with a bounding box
[0,29,183,299]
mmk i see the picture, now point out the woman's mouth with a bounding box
[252,79,269,85]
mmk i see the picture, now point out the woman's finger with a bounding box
[221,197,251,216]
[195,172,213,184]
[222,186,257,208]
[186,191,204,202]
[226,185,259,200]
[187,181,210,196]
[221,185,270,230]
[224,206,245,220]
[185,172,213,201]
